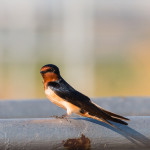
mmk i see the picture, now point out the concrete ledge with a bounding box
[0,98,150,149]
[0,116,150,150]
[0,97,150,118]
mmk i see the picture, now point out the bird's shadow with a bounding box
[75,117,150,148]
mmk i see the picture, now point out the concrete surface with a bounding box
[0,116,150,150]
[0,98,149,149]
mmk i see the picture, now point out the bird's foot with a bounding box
[52,114,71,123]
[60,114,69,119]
[50,114,69,119]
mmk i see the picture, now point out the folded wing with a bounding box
[48,78,130,127]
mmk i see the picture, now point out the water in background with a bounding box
[0,0,150,99]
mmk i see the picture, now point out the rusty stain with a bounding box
[63,134,91,150]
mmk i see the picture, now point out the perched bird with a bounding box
[40,64,130,127]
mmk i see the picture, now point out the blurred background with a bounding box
[0,0,150,100]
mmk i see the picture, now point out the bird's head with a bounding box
[40,64,60,82]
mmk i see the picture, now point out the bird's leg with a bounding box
[61,113,72,123]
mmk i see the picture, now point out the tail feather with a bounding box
[81,102,129,127]
[92,102,130,121]
[108,116,128,125]
[101,108,130,121]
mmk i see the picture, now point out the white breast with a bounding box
[45,87,61,104]
[45,87,80,115]
[45,88,53,96]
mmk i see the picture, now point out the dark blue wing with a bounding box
[47,78,91,108]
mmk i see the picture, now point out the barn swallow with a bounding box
[40,64,130,127]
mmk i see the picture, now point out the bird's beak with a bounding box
[40,71,45,74]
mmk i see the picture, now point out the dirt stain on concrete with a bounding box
[63,134,91,150]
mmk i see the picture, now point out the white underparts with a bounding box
[45,87,80,115]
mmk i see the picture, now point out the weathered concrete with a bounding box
[0,97,150,118]
[0,116,149,150]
